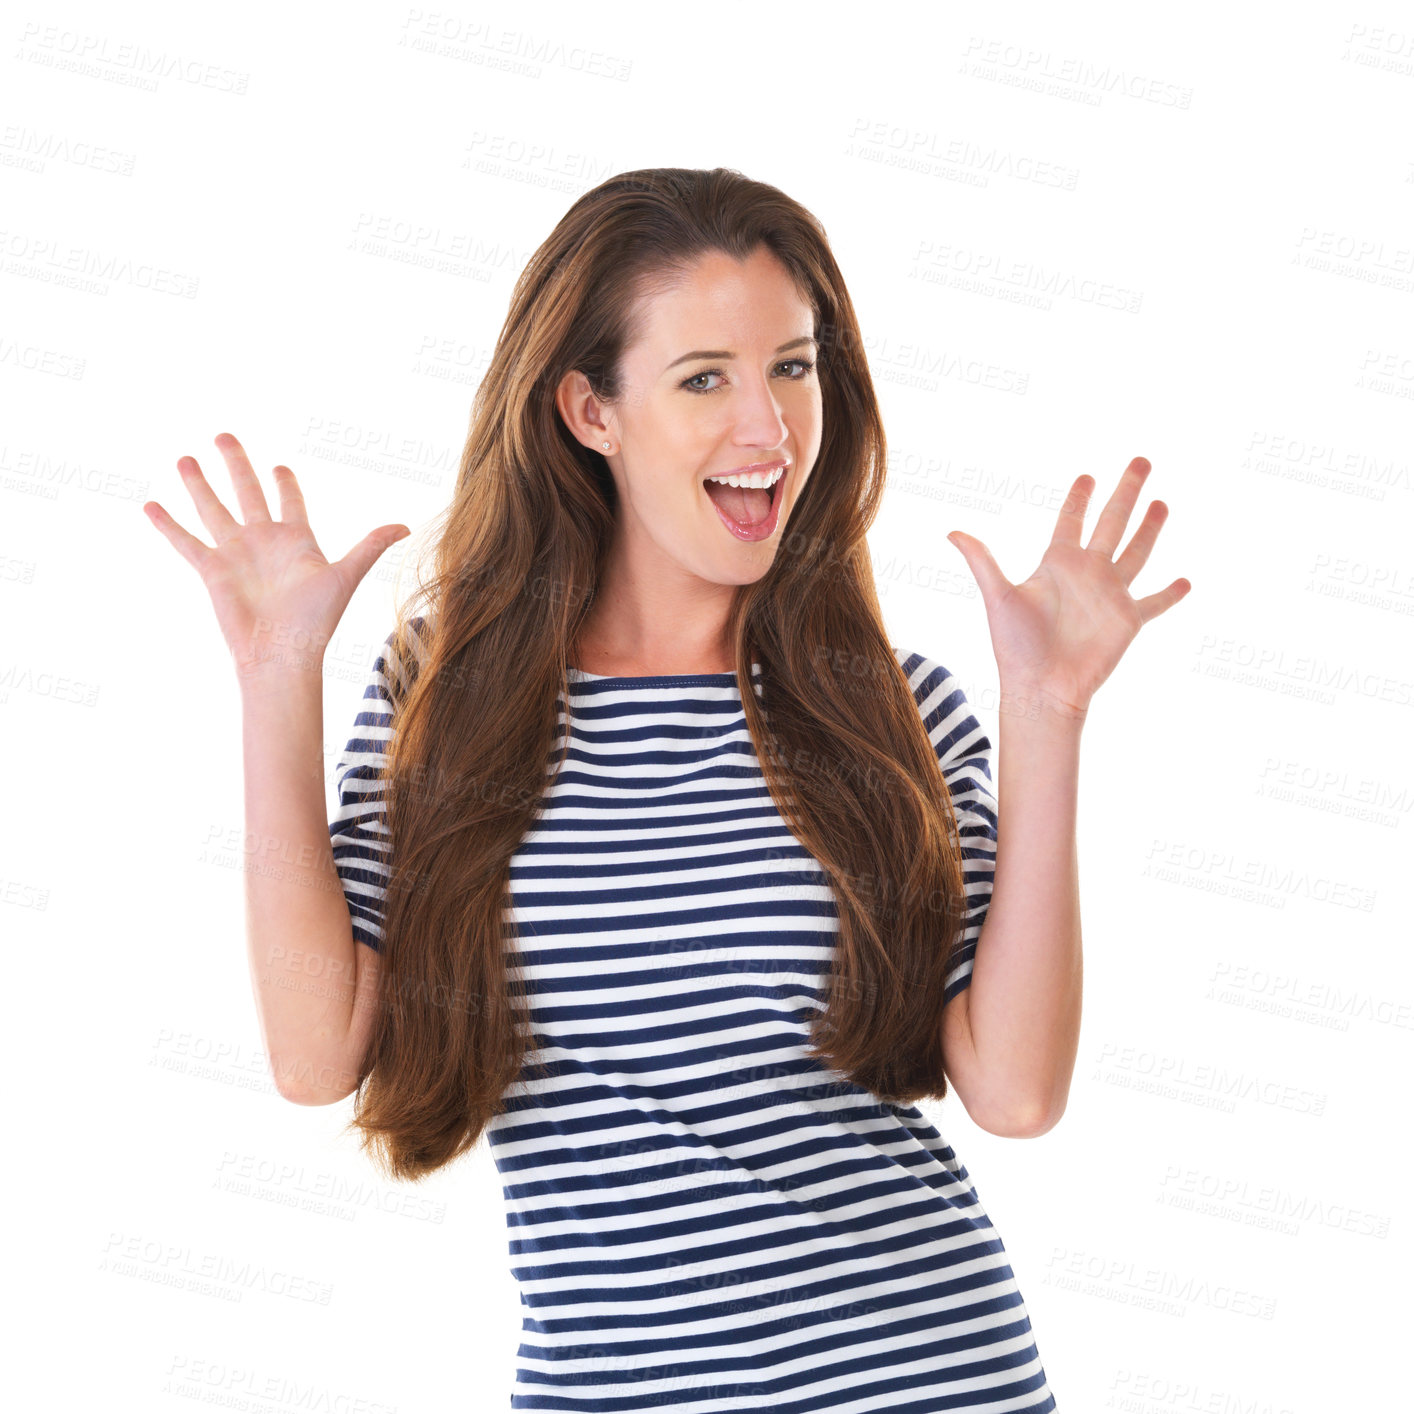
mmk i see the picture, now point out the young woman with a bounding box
[146,166,1187,1412]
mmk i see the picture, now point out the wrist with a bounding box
[237,656,325,699]
[997,679,1089,727]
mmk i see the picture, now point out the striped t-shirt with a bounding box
[328,621,1057,1412]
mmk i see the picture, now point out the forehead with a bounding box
[626,247,814,354]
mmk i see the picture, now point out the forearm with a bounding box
[965,687,1085,1134]
[240,669,363,1103]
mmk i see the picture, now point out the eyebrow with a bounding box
[665,335,817,372]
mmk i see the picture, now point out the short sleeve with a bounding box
[895,648,999,1003]
[328,617,426,952]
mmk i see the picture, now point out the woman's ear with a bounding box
[554,369,612,452]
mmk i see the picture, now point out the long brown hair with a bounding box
[348,166,970,1184]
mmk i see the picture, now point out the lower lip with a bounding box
[704,465,789,543]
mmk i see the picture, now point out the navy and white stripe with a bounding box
[329,622,1055,1412]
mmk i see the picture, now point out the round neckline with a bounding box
[568,660,762,687]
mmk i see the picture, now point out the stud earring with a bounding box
[602,441,611,451]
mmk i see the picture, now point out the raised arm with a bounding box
[144,431,409,1104]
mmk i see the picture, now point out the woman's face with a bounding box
[564,244,823,590]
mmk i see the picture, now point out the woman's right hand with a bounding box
[143,431,411,684]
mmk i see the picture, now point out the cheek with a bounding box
[623,471,694,523]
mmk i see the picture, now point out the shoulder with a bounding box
[890,646,992,766]
[368,614,432,701]
[891,645,971,718]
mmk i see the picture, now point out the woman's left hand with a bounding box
[946,456,1190,721]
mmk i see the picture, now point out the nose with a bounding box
[729,370,792,451]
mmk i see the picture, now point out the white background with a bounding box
[7,2,1411,1409]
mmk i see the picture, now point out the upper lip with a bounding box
[707,458,790,479]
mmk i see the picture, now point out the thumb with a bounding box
[338,524,412,585]
[946,529,1010,602]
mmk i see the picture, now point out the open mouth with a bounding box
[702,463,788,543]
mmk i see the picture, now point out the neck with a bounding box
[570,627,737,678]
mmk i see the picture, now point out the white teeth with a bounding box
[704,467,785,489]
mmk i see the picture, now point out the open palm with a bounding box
[144,432,410,681]
[946,457,1190,719]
